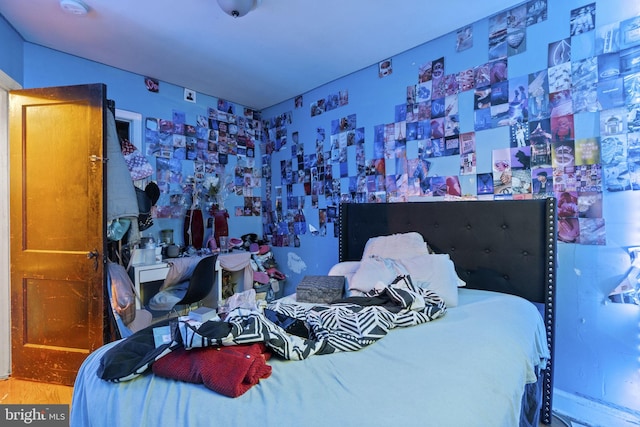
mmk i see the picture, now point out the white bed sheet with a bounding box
[71,289,549,427]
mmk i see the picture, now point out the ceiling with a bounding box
[0,0,524,110]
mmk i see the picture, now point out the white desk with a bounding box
[131,253,255,310]
[131,258,228,309]
[131,262,170,309]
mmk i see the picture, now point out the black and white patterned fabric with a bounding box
[99,276,446,382]
[268,275,446,353]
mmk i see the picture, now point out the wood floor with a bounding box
[0,377,73,406]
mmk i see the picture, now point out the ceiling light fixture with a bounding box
[216,0,261,18]
[59,0,89,15]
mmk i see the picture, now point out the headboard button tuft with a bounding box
[466,224,472,230]
[522,250,529,256]
[501,224,508,229]
[484,248,491,254]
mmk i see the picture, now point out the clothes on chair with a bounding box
[148,256,206,311]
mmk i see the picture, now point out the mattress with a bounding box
[71,288,549,427]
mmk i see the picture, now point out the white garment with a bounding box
[106,110,139,223]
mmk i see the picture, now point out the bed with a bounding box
[71,198,556,427]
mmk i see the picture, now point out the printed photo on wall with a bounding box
[379,59,392,78]
[445,176,462,196]
[532,167,553,196]
[624,72,640,104]
[512,169,533,198]
[574,83,601,113]
[511,122,530,147]
[620,15,640,49]
[507,29,526,57]
[595,22,620,55]
[528,69,550,120]
[578,218,606,245]
[551,114,574,142]
[575,164,602,193]
[548,90,574,117]
[184,88,196,103]
[310,99,326,117]
[578,190,603,219]
[493,148,513,194]
[552,167,577,194]
[144,76,159,93]
[460,152,476,175]
[431,57,445,87]
[456,26,473,52]
[526,0,547,26]
[444,135,460,156]
[473,63,491,88]
[600,134,627,165]
[508,3,527,30]
[457,68,475,92]
[552,140,576,169]
[603,161,631,191]
[575,137,601,165]
[511,145,531,170]
[548,62,572,92]
[477,172,494,195]
[548,38,572,67]
[599,107,627,136]
[570,4,595,36]
[488,12,508,59]
[418,61,432,83]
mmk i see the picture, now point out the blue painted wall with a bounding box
[261,0,640,418]
[0,14,23,84]
[1,0,638,420]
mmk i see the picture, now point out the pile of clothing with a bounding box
[98,278,446,398]
[240,233,285,302]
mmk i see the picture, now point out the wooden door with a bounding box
[9,84,107,386]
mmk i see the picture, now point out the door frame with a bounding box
[0,69,21,378]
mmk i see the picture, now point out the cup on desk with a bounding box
[219,236,228,253]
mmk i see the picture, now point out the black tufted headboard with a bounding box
[338,198,557,424]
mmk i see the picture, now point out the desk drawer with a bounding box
[139,266,170,282]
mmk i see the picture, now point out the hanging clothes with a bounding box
[106,110,139,224]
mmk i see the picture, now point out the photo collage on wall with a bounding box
[310,89,349,117]
[261,1,640,247]
[143,99,263,219]
[260,110,364,245]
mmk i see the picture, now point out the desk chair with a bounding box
[174,254,217,309]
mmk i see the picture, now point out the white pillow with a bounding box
[362,232,429,260]
[398,254,460,307]
[349,256,404,293]
[328,261,361,295]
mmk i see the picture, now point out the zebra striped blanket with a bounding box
[181,275,446,359]
[99,276,446,382]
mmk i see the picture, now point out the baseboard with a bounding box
[553,389,640,427]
